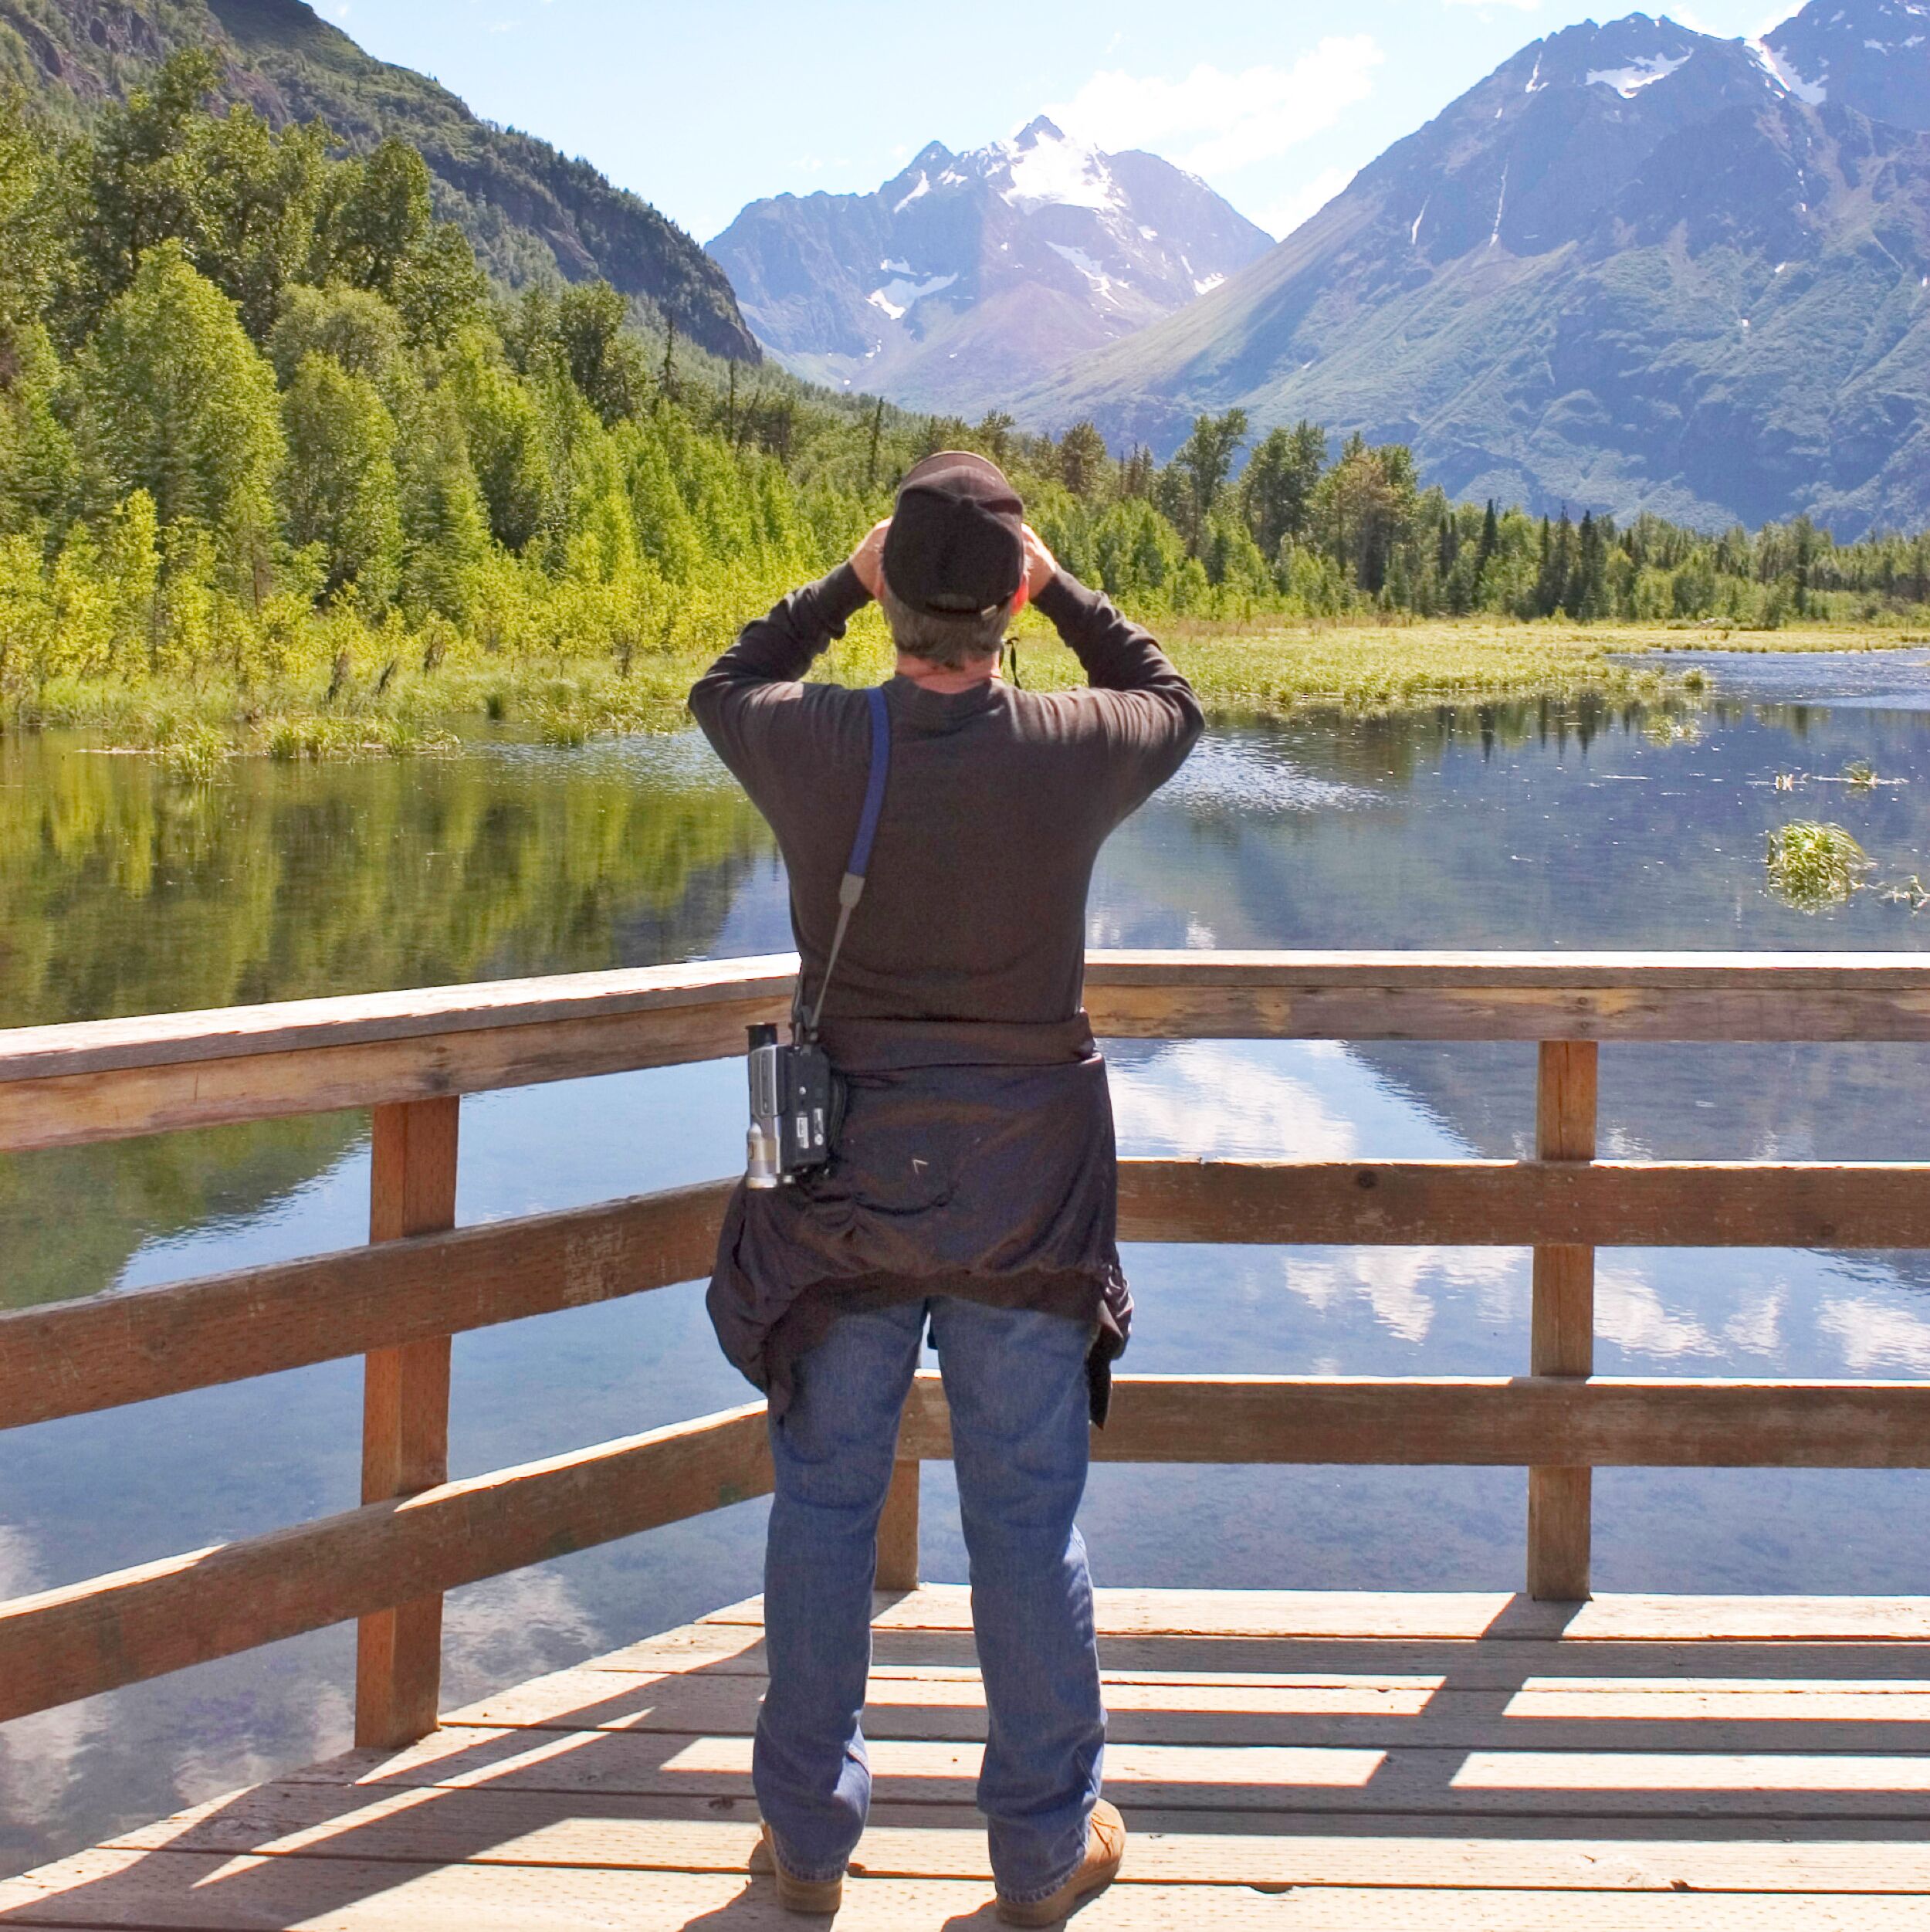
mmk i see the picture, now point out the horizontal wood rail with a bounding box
[5,951,1930,1741]
[902,1374,1930,1469]
[0,1181,736,1432]
[0,1403,772,1725]
[14,1368,1930,1725]
[8,951,1930,1154]
[11,1158,1928,1433]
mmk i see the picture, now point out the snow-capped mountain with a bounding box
[1024,0,1930,537]
[706,118,1271,413]
[1762,0,1930,127]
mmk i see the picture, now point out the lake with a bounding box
[3,648,1929,1873]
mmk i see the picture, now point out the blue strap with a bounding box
[848,685,891,880]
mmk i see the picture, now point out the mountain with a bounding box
[1021,0,1930,538]
[707,117,1271,413]
[0,0,758,359]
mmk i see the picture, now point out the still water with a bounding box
[3,652,1929,1873]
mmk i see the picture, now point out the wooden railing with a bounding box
[4,952,1930,1747]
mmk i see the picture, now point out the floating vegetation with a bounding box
[154,722,228,786]
[1843,759,1881,789]
[1765,821,1872,912]
[1881,876,1930,913]
[1642,713,1701,747]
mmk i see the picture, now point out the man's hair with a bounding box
[879,579,1011,669]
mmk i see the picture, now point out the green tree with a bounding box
[317,138,433,303]
[449,331,555,554]
[78,241,286,593]
[0,90,56,348]
[269,283,408,393]
[1238,420,1326,558]
[281,353,403,608]
[1056,421,1109,500]
[556,280,646,426]
[1163,408,1248,554]
[398,389,490,622]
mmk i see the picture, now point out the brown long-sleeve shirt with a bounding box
[689,562,1203,1417]
[689,561,1204,1050]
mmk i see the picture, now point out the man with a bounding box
[690,451,1201,1924]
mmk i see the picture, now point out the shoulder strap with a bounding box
[800,686,891,1039]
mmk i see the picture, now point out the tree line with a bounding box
[0,55,1923,724]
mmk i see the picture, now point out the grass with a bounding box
[8,615,1925,764]
[1765,821,1873,913]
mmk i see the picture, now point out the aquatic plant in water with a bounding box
[1765,821,1871,912]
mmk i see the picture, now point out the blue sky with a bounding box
[324,0,1800,244]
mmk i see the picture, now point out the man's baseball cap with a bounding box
[882,451,1025,619]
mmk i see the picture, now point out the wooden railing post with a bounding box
[355,1096,459,1748]
[876,1458,921,1591]
[1527,1041,1598,1600]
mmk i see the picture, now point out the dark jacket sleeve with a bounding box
[688,564,872,787]
[1033,568,1205,816]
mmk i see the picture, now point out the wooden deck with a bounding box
[9,1585,1930,1928]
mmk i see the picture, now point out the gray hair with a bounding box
[879,580,1011,669]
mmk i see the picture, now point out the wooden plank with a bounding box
[9,948,1930,1154]
[1529,1041,1598,1602]
[1114,1158,1930,1249]
[702,1585,1930,1644]
[1082,949,1930,1046]
[292,1724,1930,1820]
[0,1001,785,1155]
[581,1626,1930,1693]
[0,1405,772,1724]
[101,1785,1930,1892]
[19,1154,1929,1435]
[5,951,1927,1087]
[37,1849,1930,1932]
[428,1668,1930,1753]
[875,1459,920,1593]
[357,1099,460,1752]
[0,1181,733,1432]
[897,1373,1930,1470]
[0,959,799,1083]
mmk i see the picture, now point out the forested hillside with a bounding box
[0,0,757,358]
[0,59,1926,768]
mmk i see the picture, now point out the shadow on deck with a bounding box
[7,1585,1930,1929]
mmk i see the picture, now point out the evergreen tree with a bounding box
[78,240,286,592]
[1238,420,1325,558]
[1165,408,1248,554]
[1057,421,1108,500]
[555,280,646,426]
[398,389,490,622]
[281,352,403,608]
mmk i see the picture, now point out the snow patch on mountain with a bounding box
[1586,53,1691,96]
[1749,37,1828,103]
[866,272,957,320]
[996,121,1120,214]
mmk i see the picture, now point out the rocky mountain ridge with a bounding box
[1021,0,1930,537]
[0,0,759,358]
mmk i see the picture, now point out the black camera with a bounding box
[745,1023,836,1188]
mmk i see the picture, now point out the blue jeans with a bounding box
[754,1296,1105,1905]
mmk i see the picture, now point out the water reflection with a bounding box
[3,652,1930,1872]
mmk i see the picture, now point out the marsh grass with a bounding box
[1766,821,1873,912]
[10,615,1925,763]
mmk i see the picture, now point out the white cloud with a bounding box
[1444,0,1542,9]
[1046,37,1383,184]
[1256,166,1354,242]
[1818,1297,1930,1374]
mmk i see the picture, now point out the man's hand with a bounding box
[1022,524,1058,599]
[850,520,891,599]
